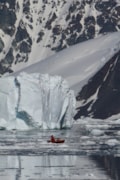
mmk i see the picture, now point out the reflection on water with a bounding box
[92,156,120,180]
[0,155,111,180]
[0,120,120,179]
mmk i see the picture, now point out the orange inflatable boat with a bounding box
[47,135,65,143]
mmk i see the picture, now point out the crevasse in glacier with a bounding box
[0,72,76,130]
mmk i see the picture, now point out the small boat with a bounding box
[47,135,65,143]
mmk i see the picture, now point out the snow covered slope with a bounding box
[12,32,120,93]
[12,32,120,120]
[75,50,120,119]
[0,0,120,120]
[0,0,120,75]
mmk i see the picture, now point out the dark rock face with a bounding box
[75,50,120,119]
[96,0,119,34]
[0,0,120,75]
[51,0,119,51]
[0,38,4,53]
[0,0,17,36]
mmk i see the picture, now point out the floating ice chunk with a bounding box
[0,118,7,130]
[114,119,120,124]
[117,131,120,136]
[90,129,104,136]
[106,139,119,146]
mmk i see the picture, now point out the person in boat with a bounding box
[47,135,65,143]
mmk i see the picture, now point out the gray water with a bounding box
[0,119,120,179]
[0,155,111,180]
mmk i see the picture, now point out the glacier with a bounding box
[0,72,76,130]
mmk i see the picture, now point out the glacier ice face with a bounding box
[0,72,76,130]
[0,77,18,129]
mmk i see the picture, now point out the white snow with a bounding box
[1,32,120,130]
[0,72,76,130]
[0,2,120,179]
[12,32,120,96]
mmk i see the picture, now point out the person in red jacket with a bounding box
[47,135,65,143]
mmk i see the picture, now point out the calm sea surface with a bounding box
[0,119,120,179]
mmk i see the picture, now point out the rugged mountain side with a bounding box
[0,0,120,75]
[75,50,120,119]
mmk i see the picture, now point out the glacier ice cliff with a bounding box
[0,72,76,130]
